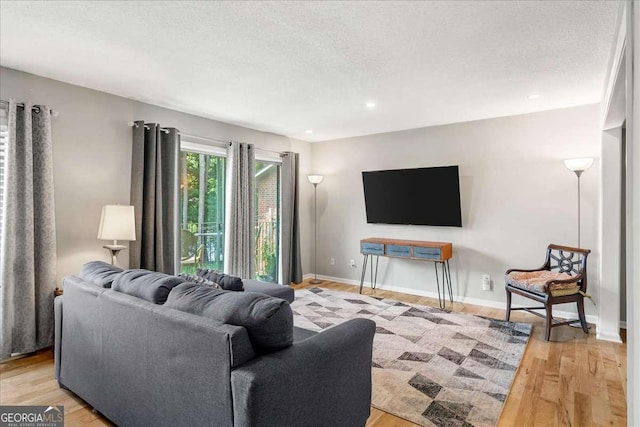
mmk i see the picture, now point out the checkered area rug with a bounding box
[291,288,531,427]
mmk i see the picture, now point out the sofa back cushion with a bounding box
[112,269,185,304]
[197,269,244,291]
[165,282,293,353]
[79,261,124,288]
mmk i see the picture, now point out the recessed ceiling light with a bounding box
[365,102,376,109]
[305,130,313,134]
[528,94,540,100]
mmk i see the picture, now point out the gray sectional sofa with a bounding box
[54,262,376,427]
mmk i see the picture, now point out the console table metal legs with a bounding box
[358,255,453,310]
[359,254,379,294]
[434,260,453,310]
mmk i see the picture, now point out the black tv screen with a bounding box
[362,166,462,227]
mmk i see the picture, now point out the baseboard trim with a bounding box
[596,331,623,343]
[302,273,602,328]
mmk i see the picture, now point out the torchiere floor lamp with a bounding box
[563,157,594,248]
[308,174,324,284]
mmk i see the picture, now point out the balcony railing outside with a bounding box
[180,220,278,283]
[255,220,278,283]
[181,221,224,275]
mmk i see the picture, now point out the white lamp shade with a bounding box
[97,205,136,241]
[307,175,324,184]
[564,158,594,172]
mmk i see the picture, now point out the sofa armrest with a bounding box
[231,318,376,427]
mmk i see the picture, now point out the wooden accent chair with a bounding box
[180,229,205,268]
[505,244,591,341]
[181,244,205,268]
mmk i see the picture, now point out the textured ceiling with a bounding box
[0,1,619,142]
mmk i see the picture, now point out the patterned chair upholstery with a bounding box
[505,244,591,341]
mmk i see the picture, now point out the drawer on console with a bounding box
[386,245,411,257]
[413,246,442,260]
[361,242,384,255]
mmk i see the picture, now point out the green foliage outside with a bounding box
[182,152,224,225]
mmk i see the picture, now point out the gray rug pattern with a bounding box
[291,288,531,427]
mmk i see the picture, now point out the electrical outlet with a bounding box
[330,257,335,265]
[349,259,357,268]
[482,274,491,291]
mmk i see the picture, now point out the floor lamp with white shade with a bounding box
[563,157,594,248]
[308,174,324,285]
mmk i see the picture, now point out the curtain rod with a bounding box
[128,121,172,134]
[180,131,229,147]
[0,99,59,116]
[127,121,283,155]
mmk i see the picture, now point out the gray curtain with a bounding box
[281,152,302,284]
[0,101,57,359]
[224,142,255,278]
[129,121,180,274]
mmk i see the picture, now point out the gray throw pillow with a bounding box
[165,282,293,353]
[197,268,244,291]
[177,273,221,289]
[79,261,124,288]
[112,269,186,304]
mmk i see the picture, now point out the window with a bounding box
[179,144,226,275]
[255,160,281,283]
[0,105,7,245]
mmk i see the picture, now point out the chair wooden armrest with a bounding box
[505,266,547,274]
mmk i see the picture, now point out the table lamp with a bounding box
[98,205,136,265]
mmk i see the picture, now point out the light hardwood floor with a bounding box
[0,279,627,426]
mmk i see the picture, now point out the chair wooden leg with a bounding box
[545,304,553,341]
[505,288,512,322]
[576,298,589,334]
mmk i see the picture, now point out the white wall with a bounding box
[599,128,622,342]
[0,66,313,286]
[310,104,601,317]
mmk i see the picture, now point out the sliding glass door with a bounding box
[255,161,280,283]
[179,150,226,274]
[179,149,281,282]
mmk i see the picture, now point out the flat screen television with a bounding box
[362,165,462,227]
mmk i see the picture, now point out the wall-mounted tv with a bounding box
[362,165,462,227]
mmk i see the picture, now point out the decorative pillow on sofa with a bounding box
[79,261,124,288]
[177,273,221,289]
[165,282,293,353]
[112,269,186,304]
[197,268,244,291]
